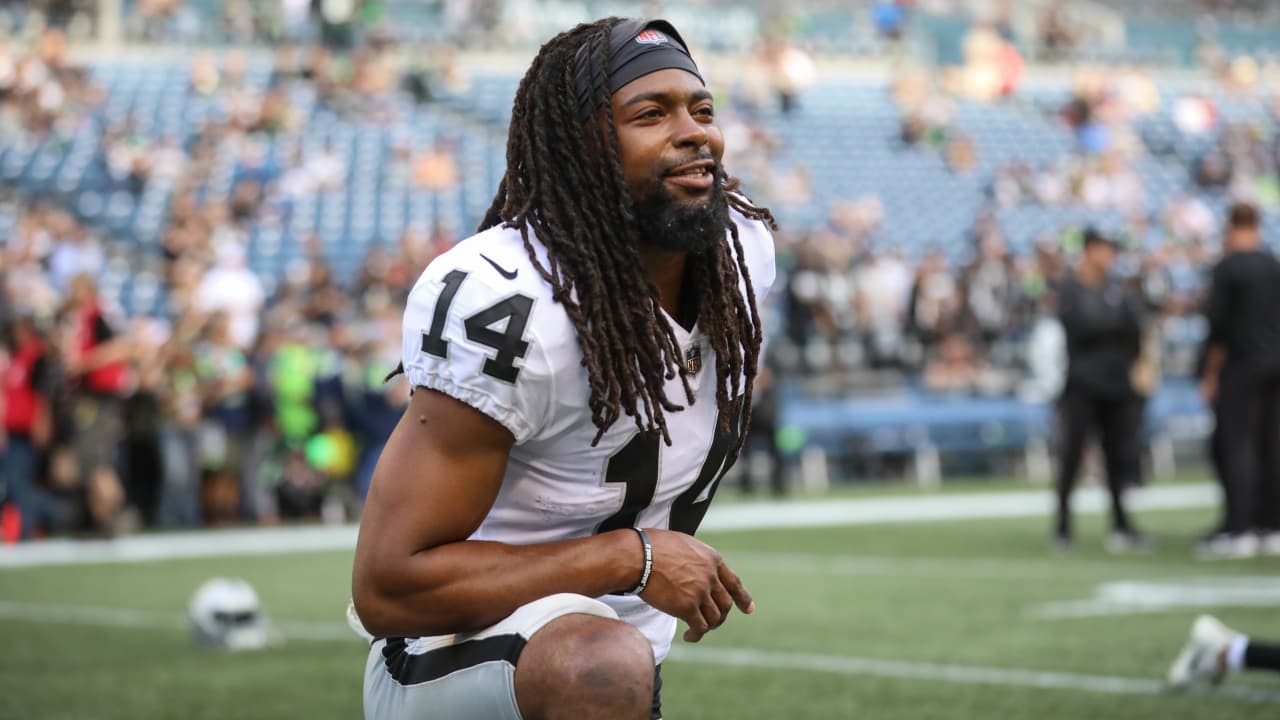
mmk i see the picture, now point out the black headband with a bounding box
[573,19,705,122]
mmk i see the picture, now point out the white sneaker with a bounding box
[1233,533,1260,557]
[1195,533,1260,559]
[1261,532,1280,556]
[1167,615,1240,688]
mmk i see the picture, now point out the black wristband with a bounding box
[629,527,653,595]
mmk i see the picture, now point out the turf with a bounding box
[1,491,1276,719]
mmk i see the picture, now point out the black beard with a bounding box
[632,176,728,254]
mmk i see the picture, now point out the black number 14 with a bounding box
[420,270,533,384]
[596,403,743,537]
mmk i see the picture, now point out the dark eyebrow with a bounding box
[620,88,714,108]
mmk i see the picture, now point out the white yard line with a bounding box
[0,600,357,641]
[0,601,186,630]
[0,524,360,568]
[701,483,1217,532]
[666,645,1280,704]
[0,600,1274,704]
[1029,577,1280,619]
[0,484,1219,569]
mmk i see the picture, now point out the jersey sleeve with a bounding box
[401,261,552,444]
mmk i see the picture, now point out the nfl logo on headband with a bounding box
[635,29,670,45]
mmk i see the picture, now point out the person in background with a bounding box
[62,273,130,536]
[350,337,409,502]
[1198,202,1280,558]
[1020,290,1066,403]
[740,361,786,497]
[1054,228,1147,552]
[121,319,166,527]
[1195,336,1228,549]
[195,312,254,525]
[193,243,265,352]
[154,340,203,528]
[923,332,988,394]
[1,311,61,539]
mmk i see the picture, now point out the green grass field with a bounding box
[2,485,1277,719]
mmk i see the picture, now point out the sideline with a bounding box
[0,484,1218,569]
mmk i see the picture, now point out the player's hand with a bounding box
[637,529,754,643]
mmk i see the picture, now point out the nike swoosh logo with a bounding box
[479,253,518,280]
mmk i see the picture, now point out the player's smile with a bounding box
[662,159,716,193]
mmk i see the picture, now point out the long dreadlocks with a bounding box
[478,17,777,452]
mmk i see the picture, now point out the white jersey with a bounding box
[400,208,776,663]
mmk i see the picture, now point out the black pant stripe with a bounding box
[651,664,663,720]
[382,634,528,686]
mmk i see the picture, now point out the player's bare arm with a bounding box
[352,386,752,639]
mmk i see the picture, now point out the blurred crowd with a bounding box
[778,48,1278,396]
[126,0,506,49]
[0,30,456,540]
[778,206,1203,399]
[0,191,431,540]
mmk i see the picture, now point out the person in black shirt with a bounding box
[1199,202,1280,557]
[1055,228,1146,551]
[1194,341,1228,542]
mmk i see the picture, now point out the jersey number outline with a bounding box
[595,402,743,537]
[420,270,533,383]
